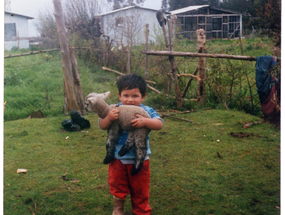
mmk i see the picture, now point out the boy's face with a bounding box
[118,88,146,106]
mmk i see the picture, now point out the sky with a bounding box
[7,0,163,37]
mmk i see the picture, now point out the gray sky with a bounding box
[8,0,162,36]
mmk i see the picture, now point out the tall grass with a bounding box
[4,51,119,121]
[4,37,276,121]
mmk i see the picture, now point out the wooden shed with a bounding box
[169,5,242,39]
[5,11,34,50]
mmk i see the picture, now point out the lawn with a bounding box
[4,109,280,214]
[4,37,279,214]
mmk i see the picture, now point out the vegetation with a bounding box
[4,108,280,214]
[4,1,280,214]
[4,33,280,215]
[4,37,276,121]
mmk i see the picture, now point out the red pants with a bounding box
[108,159,151,215]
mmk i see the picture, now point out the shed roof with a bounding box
[170,5,209,15]
[99,5,170,16]
[170,5,239,15]
[5,11,34,19]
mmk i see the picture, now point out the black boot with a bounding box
[70,110,91,129]
[62,119,80,132]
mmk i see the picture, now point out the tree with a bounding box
[161,0,168,11]
[35,11,58,48]
[257,0,281,53]
[168,0,190,10]
[109,0,146,10]
[103,8,145,73]
[65,0,103,40]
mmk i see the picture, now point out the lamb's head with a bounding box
[85,91,111,118]
[86,91,110,101]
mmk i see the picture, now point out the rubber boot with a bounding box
[70,110,90,129]
[62,119,80,132]
[112,196,124,215]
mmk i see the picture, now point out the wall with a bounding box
[5,13,31,50]
[101,7,163,46]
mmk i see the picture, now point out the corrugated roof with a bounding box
[170,5,209,15]
[5,11,34,19]
[99,5,170,16]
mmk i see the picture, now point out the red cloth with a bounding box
[261,80,279,117]
[108,159,151,215]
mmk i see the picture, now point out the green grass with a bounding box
[4,51,119,121]
[4,37,275,120]
[4,38,279,214]
[4,109,280,214]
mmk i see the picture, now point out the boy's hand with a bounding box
[131,114,146,128]
[106,109,120,122]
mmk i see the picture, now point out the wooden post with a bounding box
[70,47,86,114]
[161,21,169,50]
[126,20,131,74]
[196,29,206,104]
[182,67,198,98]
[145,24,149,80]
[53,0,82,113]
[17,31,20,51]
[63,80,68,115]
[168,16,182,108]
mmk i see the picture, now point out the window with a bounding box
[185,17,197,31]
[198,16,205,24]
[116,17,124,27]
[212,18,222,30]
[5,23,16,41]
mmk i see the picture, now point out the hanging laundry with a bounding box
[255,55,279,117]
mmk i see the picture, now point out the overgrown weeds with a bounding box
[4,37,275,121]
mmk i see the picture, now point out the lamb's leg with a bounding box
[104,122,119,164]
[131,128,150,175]
[118,132,135,157]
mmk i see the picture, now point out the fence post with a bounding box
[196,29,206,104]
[53,0,85,114]
[145,24,149,80]
[168,16,182,108]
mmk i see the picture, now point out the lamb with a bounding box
[85,91,151,175]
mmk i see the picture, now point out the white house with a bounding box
[99,6,169,46]
[5,11,34,51]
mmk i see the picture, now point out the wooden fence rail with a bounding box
[4,47,91,59]
[142,50,258,61]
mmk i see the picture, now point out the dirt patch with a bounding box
[230,132,268,138]
[28,110,46,118]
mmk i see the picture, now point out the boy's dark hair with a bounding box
[116,73,147,97]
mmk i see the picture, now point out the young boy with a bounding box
[99,73,163,215]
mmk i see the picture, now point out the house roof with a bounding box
[5,11,34,19]
[170,5,240,15]
[99,5,170,16]
[170,5,209,15]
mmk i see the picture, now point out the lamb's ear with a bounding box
[85,93,96,101]
[102,91,110,100]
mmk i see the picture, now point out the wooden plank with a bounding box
[145,24,149,80]
[4,47,91,58]
[142,50,259,61]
